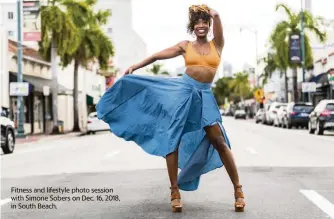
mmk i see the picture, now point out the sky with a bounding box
[131,0,334,74]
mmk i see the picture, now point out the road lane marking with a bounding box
[246,147,258,155]
[0,199,11,206]
[300,190,334,218]
[104,151,120,158]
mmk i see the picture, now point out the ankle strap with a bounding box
[235,185,242,189]
[170,187,181,200]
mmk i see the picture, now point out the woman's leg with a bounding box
[204,124,246,211]
[166,149,178,188]
[166,149,182,212]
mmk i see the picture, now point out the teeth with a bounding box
[198,30,205,33]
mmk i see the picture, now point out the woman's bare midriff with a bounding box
[185,66,216,83]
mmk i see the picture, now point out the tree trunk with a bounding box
[292,67,298,102]
[284,70,288,102]
[72,60,80,132]
[50,38,59,134]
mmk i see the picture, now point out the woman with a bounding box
[96,4,246,213]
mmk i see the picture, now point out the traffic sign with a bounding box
[10,82,29,96]
[328,71,334,85]
[301,82,316,93]
[254,89,264,102]
[43,86,50,96]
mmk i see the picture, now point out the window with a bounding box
[325,103,334,111]
[8,12,14,20]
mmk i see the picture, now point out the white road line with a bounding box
[0,198,11,206]
[300,190,334,218]
[246,147,258,155]
[104,151,120,158]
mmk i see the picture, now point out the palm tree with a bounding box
[146,63,170,75]
[213,77,233,106]
[60,0,115,132]
[259,52,279,85]
[270,3,326,102]
[229,72,251,105]
[39,0,80,134]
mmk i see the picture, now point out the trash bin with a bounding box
[57,120,64,133]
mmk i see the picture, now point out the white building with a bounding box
[0,1,16,41]
[0,26,10,112]
[95,0,148,77]
[0,1,106,134]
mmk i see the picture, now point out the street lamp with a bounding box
[16,0,25,138]
[240,27,259,87]
[300,0,306,102]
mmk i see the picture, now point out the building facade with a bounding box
[95,0,148,78]
[1,1,107,134]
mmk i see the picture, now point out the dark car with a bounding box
[309,100,334,135]
[234,110,246,119]
[282,102,314,129]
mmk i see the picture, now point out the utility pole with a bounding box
[300,0,306,102]
[16,0,25,138]
[240,27,259,87]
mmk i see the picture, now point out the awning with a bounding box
[86,94,94,105]
[309,72,329,85]
[10,72,72,95]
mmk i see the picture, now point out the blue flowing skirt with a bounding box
[96,73,231,191]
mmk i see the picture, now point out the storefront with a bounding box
[308,72,333,106]
[9,72,71,134]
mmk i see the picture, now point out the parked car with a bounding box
[255,108,265,123]
[273,105,287,127]
[265,102,287,125]
[87,112,110,134]
[261,103,270,124]
[282,102,313,129]
[1,109,15,154]
[308,100,334,135]
[234,110,247,119]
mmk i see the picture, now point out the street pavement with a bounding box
[1,117,334,219]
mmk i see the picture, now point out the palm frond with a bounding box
[275,4,295,22]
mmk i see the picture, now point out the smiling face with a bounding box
[187,8,211,39]
[194,19,210,38]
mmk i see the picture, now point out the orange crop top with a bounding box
[184,41,221,70]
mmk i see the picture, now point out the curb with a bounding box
[16,132,85,146]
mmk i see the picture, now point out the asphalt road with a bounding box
[1,117,334,219]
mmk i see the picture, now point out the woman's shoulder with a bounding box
[177,40,191,51]
[178,40,191,46]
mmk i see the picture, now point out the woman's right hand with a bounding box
[124,65,136,75]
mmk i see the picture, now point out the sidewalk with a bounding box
[16,132,84,145]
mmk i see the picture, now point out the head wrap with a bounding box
[189,4,210,14]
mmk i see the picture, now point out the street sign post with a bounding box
[16,0,26,138]
[302,82,316,93]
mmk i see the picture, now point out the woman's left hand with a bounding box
[209,8,219,17]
